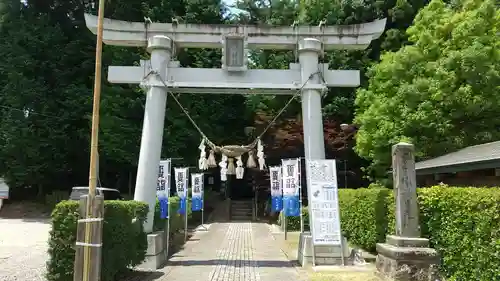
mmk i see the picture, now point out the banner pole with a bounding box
[284,212,288,240]
[185,168,189,242]
[165,207,170,260]
[299,158,304,233]
[201,183,206,230]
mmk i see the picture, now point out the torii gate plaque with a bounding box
[84,15,386,241]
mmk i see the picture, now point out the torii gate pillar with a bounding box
[299,38,326,160]
[135,35,171,232]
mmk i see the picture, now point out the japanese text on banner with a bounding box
[174,168,188,198]
[191,173,204,212]
[174,167,189,215]
[157,159,171,199]
[281,158,300,217]
[269,166,282,197]
[269,166,283,212]
[282,159,299,196]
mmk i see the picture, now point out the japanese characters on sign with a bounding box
[306,159,342,246]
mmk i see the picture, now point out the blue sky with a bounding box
[223,0,237,6]
[222,0,249,15]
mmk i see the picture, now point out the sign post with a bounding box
[306,159,344,266]
[175,167,189,242]
[297,158,304,233]
[157,159,171,259]
[191,173,206,230]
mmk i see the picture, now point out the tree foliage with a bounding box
[0,0,250,196]
[354,0,500,178]
[2,0,486,194]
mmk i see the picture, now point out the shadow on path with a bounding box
[167,259,295,268]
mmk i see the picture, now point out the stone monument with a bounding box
[376,143,440,281]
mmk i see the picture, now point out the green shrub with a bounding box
[153,190,217,232]
[153,197,192,232]
[418,187,500,281]
[338,188,392,252]
[277,207,309,231]
[46,200,148,281]
[278,189,391,252]
[280,186,500,281]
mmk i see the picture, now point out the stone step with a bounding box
[231,214,252,219]
[231,208,252,212]
[231,203,253,207]
[232,211,252,216]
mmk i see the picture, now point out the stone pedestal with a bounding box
[139,231,167,270]
[298,232,350,266]
[376,235,439,281]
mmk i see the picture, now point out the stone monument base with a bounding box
[298,232,350,266]
[376,235,439,281]
[139,231,167,270]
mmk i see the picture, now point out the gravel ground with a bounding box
[0,218,50,281]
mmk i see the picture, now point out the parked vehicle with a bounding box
[69,186,124,201]
[0,178,9,210]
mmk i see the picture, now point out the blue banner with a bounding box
[159,198,169,219]
[175,167,189,215]
[191,197,203,211]
[191,173,204,212]
[271,196,283,212]
[283,195,300,217]
[178,197,187,215]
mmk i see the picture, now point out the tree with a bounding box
[0,0,253,196]
[354,0,500,178]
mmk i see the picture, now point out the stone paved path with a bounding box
[160,222,304,281]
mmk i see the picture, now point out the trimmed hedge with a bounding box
[418,187,500,281]
[153,196,193,232]
[46,200,148,281]
[278,189,392,252]
[280,186,500,281]
[47,190,220,281]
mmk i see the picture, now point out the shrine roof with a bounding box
[415,141,500,175]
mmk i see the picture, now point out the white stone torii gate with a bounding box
[84,14,386,233]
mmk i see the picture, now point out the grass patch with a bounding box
[310,271,381,281]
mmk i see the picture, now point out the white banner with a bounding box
[174,167,189,199]
[191,173,204,198]
[157,159,171,199]
[306,159,342,246]
[269,166,282,197]
[282,158,300,196]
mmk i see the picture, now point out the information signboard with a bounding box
[307,159,342,246]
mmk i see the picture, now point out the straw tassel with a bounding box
[246,150,257,168]
[257,139,266,170]
[227,158,236,175]
[219,155,228,181]
[207,150,217,168]
[236,156,244,179]
[198,139,208,170]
